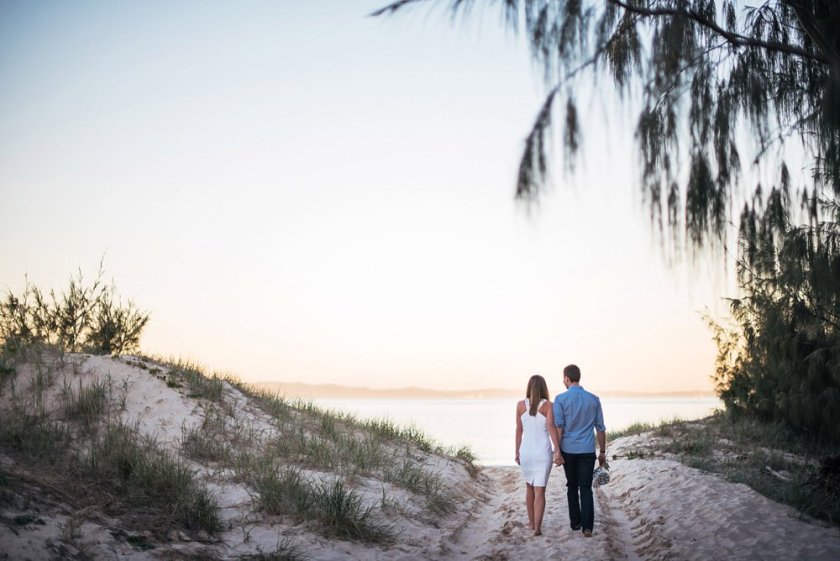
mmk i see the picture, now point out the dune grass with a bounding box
[383,457,456,515]
[88,421,220,535]
[242,461,393,544]
[130,354,474,546]
[168,359,225,402]
[0,352,221,539]
[60,377,110,432]
[239,385,473,463]
[130,355,226,402]
[614,411,840,525]
[0,407,71,462]
[232,379,478,474]
[182,423,231,463]
[2,350,474,548]
[228,382,471,512]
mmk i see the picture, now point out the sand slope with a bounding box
[1,354,839,559]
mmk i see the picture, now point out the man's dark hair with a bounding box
[564,364,581,383]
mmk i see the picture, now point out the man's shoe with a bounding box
[582,530,593,538]
[571,525,581,531]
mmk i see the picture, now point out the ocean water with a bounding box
[314,397,722,466]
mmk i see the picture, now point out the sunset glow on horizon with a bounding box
[1,1,726,394]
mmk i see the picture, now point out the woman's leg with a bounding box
[525,483,535,529]
[533,485,546,535]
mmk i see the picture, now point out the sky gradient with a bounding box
[0,1,726,394]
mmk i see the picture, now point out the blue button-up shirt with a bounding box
[553,385,606,454]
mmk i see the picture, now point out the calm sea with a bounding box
[314,397,722,466]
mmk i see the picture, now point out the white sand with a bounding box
[1,354,839,560]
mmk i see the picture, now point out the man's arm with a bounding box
[597,430,606,467]
[554,426,565,466]
[594,398,606,466]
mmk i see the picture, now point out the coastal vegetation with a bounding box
[0,349,222,540]
[0,265,149,356]
[375,1,840,446]
[612,412,840,524]
[0,270,838,558]
[0,273,478,557]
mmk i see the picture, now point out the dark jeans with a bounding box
[561,451,596,531]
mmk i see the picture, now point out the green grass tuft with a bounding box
[0,409,71,461]
[255,465,314,517]
[384,458,455,514]
[251,462,392,544]
[314,480,392,542]
[181,425,230,462]
[88,422,221,535]
[167,359,225,402]
[61,377,110,430]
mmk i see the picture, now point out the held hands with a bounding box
[553,450,564,466]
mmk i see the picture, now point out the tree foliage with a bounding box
[374,1,839,242]
[712,197,840,443]
[374,1,840,442]
[0,268,150,356]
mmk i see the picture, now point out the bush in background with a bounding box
[712,197,840,445]
[0,266,149,356]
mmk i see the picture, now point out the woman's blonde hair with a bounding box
[525,374,550,416]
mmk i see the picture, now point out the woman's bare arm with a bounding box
[541,401,563,465]
[515,400,525,465]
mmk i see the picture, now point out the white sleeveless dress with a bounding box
[519,398,553,486]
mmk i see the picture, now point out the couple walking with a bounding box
[515,364,606,537]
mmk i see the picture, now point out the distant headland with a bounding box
[251,381,716,400]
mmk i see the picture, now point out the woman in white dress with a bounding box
[515,374,561,536]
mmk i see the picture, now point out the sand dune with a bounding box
[0,354,837,560]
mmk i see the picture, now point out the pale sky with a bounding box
[0,0,726,394]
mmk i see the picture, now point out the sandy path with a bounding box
[600,458,840,560]
[449,461,840,561]
[428,466,630,561]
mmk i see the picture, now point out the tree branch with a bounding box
[782,0,840,68]
[609,0,829,64]
[647,41,730,113]
[370,0,428,17]
[516,14,645,197]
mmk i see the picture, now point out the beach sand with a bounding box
[392,458,840,561]
[1,354,839,560]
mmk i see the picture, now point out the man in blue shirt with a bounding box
[553,364,606,538]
